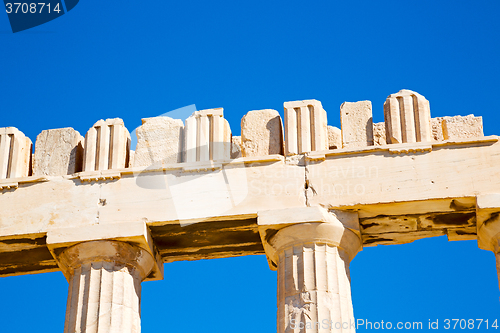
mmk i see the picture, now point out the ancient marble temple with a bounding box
[0,90,496,332]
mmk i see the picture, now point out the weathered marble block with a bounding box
[231,136,242,159]
[384,89,432,144]
[33,128,84,176]
[341,100,374,148]
[431,117,445,141]
[0,127,32,179]
[442,115,483,140]
[83,118,131,171]
[133,116,184,167]
[184,108,232,162]
[283,99,328,155]
[241,109,283,157]
[373,122,386,146]
[327,125,341,149]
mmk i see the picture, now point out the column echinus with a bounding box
[46,118,164,333]
[383,89,432,144]
[258,207,362,333]
[184,108,232,162]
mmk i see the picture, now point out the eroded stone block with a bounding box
[442,115,483,140]
[129,150,135,168]
[83,118,131,171]
[133,116,184,167]
[231,136,242,159]
[184,108,231,162]
[33,128,84,176]
[327,126,341,149]
[241,109,283,157]
[373,122,386,146]
[384,90,432,144]
[340,101,374,148]
[0,127,32,179]
[283,99,328,155]
[431,117,444,141]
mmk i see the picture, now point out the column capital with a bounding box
[58,240,155,281]
[258,206,362,270]
[47,221,164,281]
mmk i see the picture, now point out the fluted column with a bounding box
[269,222,361,333]
[58,240,154,333]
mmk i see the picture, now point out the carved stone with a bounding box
[231,136,242,159]
[283,100,328,155]
[431,118,445,141]
[0,127,32,179]
[241,109,283,157]
[2,92,500,332]
[373,122,386,146]
[57,241,154,333]
[340,101,374,148]
[259,207,362,333]
[384,90,432,144]
[442,115,483,140]
[327,126,342,150]
[184,108,231,162]
[133,116,184,167]
[274,223,360,333]
[83,119,131,172]
[33,128,84,176]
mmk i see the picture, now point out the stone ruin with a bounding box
[0,89,495,332]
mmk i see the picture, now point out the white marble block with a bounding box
[33,128,84,176]
[442,115,483,140]
[83,119,131,172]
[327,126,342,149]
[384,90,432,144]
[231,136,242,159]
[431,118,445,141]
[340,101,374,148]
[133,116,184,167]
[241,109,283,157]
[373,122,386,146]
[184,108,231,162]
[0,127,32,179]
[283,100,328,155]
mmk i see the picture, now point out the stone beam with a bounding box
[0,137,499,277]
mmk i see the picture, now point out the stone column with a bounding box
[57,240,154,333]
[259,207,362,333]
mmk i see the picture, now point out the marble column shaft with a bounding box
[58,241,154,333]
[270,222,361,333]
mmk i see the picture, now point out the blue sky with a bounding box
[1,1,500,332]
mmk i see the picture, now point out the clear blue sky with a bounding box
[1,1,499,332]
